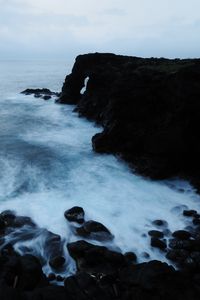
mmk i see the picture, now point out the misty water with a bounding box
[0,60,200,277]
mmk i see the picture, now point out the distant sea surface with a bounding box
[0,59,199,276]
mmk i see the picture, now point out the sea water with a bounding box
[0,59,199,276]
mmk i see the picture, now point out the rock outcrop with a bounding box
[59,53,200,186]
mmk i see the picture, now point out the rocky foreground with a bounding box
[59,53,200,189]
[1,206,200,300]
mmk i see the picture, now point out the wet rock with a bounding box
[76,220,113,241]
[124,252,137,263]
[43,95,51,100]
[183,210,197,217]
[168,239,194,251]
[119,260,175,289]
[0,217,6,231]
[56,275,64,282]
[152,219,168,228]
[49,256,65,270]
[166,249,189,263]
[194,213,200,219]
[148,230,164,238]
[17,254,47,291]
[43,231,63,261]
[141,252,150,259]
[64,206,85,224]
[0,211,16,227]
[150,237,167,250]
[48,273,56,281]
[172,230,191,240]
[193,218,200,226]
[67,240,125,275]
[12,216,36,228]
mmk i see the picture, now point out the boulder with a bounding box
[172,230,191,240]
[150,237,167,250]
[49,256,65,270]
[76,221,113,241]
[67,240,125,275]
[148,230,164,238]
[64,206,85,224]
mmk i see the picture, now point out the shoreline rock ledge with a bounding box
[58,53,200,188]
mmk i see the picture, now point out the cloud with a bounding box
[0,0,200,59]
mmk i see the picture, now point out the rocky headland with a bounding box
[59,53,200,188]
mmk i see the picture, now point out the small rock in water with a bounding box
[124,252,137,263]
[141,252,150,259]
[56,275,64,282]
[172,230,191,240]
[64,206,85,224]
[151,237,167,250]
[43,95,51,100]
[76,220,113,241]
[183,210,197,217]
[166,249,189,263]
[193,218,200,226]
[49,256,65,270]
[48,273,56,281]
[67,240,125,275]
[152,219,168,228]
[148,230,164,239]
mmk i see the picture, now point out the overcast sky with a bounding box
[0,0,200,60]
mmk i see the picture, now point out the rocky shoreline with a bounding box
[7,52,200,299]
[1,205,200,300]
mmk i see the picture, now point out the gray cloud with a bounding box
[0,0,200,59]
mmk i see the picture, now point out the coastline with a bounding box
[0,53,200,299]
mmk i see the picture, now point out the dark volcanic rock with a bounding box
[58,53,200,183]
[172,230,191,240]
[21,88,59,100]
[49,256,65,270]
[64,206,85,224]
[183,210,197,217]
[152,219,168,228]
[124,252,137,263]
[76,220,113,241]
[67,240,125,275]
[150,237,167,250]
[148,230,164,238]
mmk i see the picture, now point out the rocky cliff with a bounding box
[59,53,200,185]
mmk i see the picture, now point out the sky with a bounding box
[0,0,200,60]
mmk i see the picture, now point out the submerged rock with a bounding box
[21,88,60,100]
[67,240,125,275]
[152,219,168,228]
[49,256,65,271]
[64,206,85,224]
[150,237,167,250]
[172,230,191,240]
[148,230,164,238]
[76,220,114,241]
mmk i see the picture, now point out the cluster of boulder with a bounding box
[58,53,200,189]
[0,207,199,299]
[21,88,60,100]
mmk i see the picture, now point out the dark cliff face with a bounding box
[59,53,200,183]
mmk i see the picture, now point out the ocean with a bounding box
[0,59,199,277]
